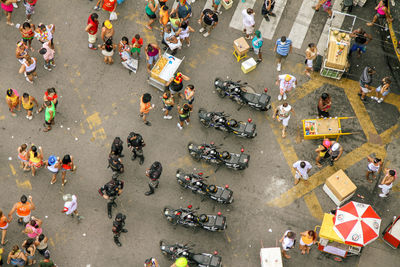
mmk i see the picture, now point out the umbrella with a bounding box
[333,201,381,247]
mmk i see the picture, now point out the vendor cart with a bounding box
[302,117,354,140]
[316,202,381,261]
[320,11,356,80]
[148,51,184,91]
[382,215,400,249]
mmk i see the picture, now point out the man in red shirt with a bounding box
[131,34,143,59]
[85,13,99,50]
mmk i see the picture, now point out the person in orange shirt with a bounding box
[0,209,12,245]
[102,0,117,13]
[159,5,169,28]
[9,195,36,225]
[299,230,317,254]
[140,93,154,126]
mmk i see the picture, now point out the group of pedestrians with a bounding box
[279,229,317,259]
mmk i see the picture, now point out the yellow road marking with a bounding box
[0,115,5,120]
[384,93,400,111]
[9,164,16,176]
[288,78,325,104]
[303,191,324,220]
[86,112,102,130]
[49,237,55,247]
[92,128,107,140]
[380,125,399,145]
[16,179,32,190]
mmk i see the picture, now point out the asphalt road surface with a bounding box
[0,0,399,266]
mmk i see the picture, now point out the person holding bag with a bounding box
[102,0,117,20]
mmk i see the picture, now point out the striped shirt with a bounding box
[276,38,292,56]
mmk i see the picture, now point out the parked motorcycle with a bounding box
[163,205,227,232]
[214,77,271,111]
[198,108,257,138]
[176,169,234,204]
[160,240,222,267]
[187,142,250,170]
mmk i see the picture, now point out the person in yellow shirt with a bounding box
[6,88,20,117]
[20,92,38,120]
[299,230,317,254]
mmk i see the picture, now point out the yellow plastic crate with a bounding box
[221,0,233,10]
[241,58,257,74]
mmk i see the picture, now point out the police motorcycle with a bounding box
[160,240,222,267]
[198,108,257,138]
[163,205,227,232]
[176,169,234,204]
[187,142,249,170]
[214,77,271,111]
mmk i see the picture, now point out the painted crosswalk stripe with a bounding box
[316,2,345,55]
[288,0,315,49]
[258,0,288,40]
[202,0,221,11]
[228,0,256,31]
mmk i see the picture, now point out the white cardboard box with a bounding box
[260,247,283,267]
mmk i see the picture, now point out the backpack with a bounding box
[111,137,123,154]
[105,180,119,196]
[127,132,144,147]
[108,155,123,172]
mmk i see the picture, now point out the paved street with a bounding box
[0,0,400,266]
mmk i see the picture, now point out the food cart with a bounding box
[316,202,381,261]
[148,51,184,91]
[320,11,356,80]
[302,117,354,140]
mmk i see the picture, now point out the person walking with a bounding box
[19,22,35,51]
[177,103,191,130]
[299,230,317,254]
[261,0,276,21]
[39,251,55,267]
[35,23,55,44]
[292,160,312,185]
[101,20,114,42]
[18,144,30,171]
[349,28,372,58]
[20,93,38,120]
[328,142,343,166]
[19,55,37,84]
[86,13,99,50]
[274,36,292,71]
[252,30,263,63]
[0,209,12,246]
[212,0,221,14]
[28,145,44,176]
[1,0,18,26]
[145,161,162,196]
[6,88,20,117]
[102,0,117,15]
[315,138,331,167]
[61,154,76,186]
[367,0,393,26]
[372,76,391,103]
[366,156,382,183]
[242,8,255,39]
[279,230,295,259]
[110,137,124,157]
[272,102,295,138]
[99,176,124,219]
[23,216,42,239]
[183,84,195,108]
[127,131,145,164]
[9,195,35,225]
[34,234,48,256]
[198,9,218,38]
[145,43,160,73]
[140,93,154,126]
[162,91,175,119]
[62,194,82,221]
[112,213,127,247]
[312,0,332,18]
[317,93,331,118]
[22,238,36,265]
[177,22,194,47]
[23,0,37,22]
[37,87,58,113]
[46,155,60,184]
[379,169,396,197]
[43,101,55,132]
[93,0,102,10]
[276,74,297,101]
[358,66,375,102]
[159,5,169,29]
[16,41,29,65]
[7,245,27,266]
[305,43,317,77]
[145,0,158,30]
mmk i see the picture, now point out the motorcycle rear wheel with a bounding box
[200,118,210,128]
[216,88,226,98]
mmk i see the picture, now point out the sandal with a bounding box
[1,240,8,246]
[145,25,152,30]
[62,180,68,186]
[50,179,56,185]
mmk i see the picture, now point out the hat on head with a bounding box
[63,194,72,202]
[48,155,57,165]
[39,48,47,55]
[331,143,340,152]
[323,139,331,149]
[255,30,261,38]
[104,20,112,29]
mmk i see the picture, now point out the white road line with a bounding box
[258,0,288,40]
[202,0,221,12]
[316,1,345,55]
[288,0,315,49]
[228,0,256,31]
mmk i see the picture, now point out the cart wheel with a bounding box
[333,256,343,262]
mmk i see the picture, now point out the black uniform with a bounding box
[127,132,145,164]
[99,177,124,218]
[145,162,162,196]
[110,137,124,157]
[108,154,124,174]
[262,0,276,21]
[112,213,127,247]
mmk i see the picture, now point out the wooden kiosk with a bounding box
[302,117,353,140]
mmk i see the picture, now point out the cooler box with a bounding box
[241,58,257,74]
[260,247,283,267]
[234,37,250,56]
[221,0,233,10]
[323,169,357,206]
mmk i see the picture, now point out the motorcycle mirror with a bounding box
[214,251,219,255]
[198,172,203,176]
[248,118,252,123]
[264,88,268,93]
[241,148,244,153]
[225,184,229,189]
[217,212,222,216]
[187,205,193,209]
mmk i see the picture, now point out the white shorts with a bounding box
[253,47,260,55]
[295,172,308,180]
[88,33,97,44]
[17,213,31,223]
[300,238,312,247]
[306,59,313,68]
[360,86,370,93]
[244,25,253,34]
[0,223,8,230]
[278,115,290,127]
[379,184,392,194]
[102,50,114,57]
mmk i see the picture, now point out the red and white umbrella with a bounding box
[333,201,381,247]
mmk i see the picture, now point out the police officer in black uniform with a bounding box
[112,213,127,247]
[110,137,124,157]
[108,153,124,175]
[127,132,145,165]
[145,161,162,196]
[99,176,124,219]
